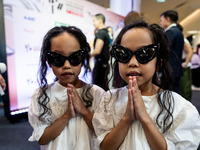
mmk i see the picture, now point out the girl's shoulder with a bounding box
[102,86,128,102]
[108,86,127,94]
[83,84,105,94]
[169,91,198,116]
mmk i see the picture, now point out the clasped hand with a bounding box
[66,84,87,119]
[124,76,148,124]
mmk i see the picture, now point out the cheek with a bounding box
[143,61,157,76]
[74,65,82,74]
[118,63,128,82]
[51,67,61,76]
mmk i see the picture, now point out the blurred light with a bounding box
[157,0,166,2]
[10,108,29,115]
[192,35,196,39]
[187,30,200,34]
[180,9,200,25]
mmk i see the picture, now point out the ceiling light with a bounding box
[180,9,200,25]
[187,30,200,34]
[157,0,166,2]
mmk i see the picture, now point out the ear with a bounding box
[166,17,171,23]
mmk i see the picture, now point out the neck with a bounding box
[140,84,159,96]
[97,24,105,30]
[74,79,86,88]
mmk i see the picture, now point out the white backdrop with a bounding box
[3,0,124,112]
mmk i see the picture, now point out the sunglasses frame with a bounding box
[46,49,87,67]
[111,43,160,64]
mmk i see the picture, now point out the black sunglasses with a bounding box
[111,43,160,64]
[46,50,87,67]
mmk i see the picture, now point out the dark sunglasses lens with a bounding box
[113,47,131,63]
[68,50,85,66]
[136,47,157,63]
[47,53,65,67]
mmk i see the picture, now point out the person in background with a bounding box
[176,23,193,101]
[0,74,6,107]
[0,58,6,107]
[92,21,200,150]
[191,43,200,88]
[28,26,105,150]
[113,11,141,41]
[90,13,110,91]
[124,10,141,26]
[0,74,6,91]
[106,26,113,45]
[160,10,184,94]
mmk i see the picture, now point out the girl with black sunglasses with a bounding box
[92,21,200,150]
[28,26,105,150]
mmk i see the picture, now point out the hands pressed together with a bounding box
[66,84,94,131]
[124,76,148,124]
[39,83,93,145]
[66,84,88,119]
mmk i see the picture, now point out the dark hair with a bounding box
[161,10,179,23]
[95,13,105,24]
[176,23,183,32]
[124,11,141,26]
[111,20,174,133]
[196,44,200,55]
[37,26,91,121]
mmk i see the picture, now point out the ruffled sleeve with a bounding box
[164,92,200,150]
[90,84,105,114]
[28,88,52,142]
[92,90,115,143]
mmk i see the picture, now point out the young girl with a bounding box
[28,26,105,150]
[92,21,200,150]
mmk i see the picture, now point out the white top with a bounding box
[165,23,176,31]
[182,38,192,67]
[28,81,105,150]
[93,86,200,150]
[182,38,190,60]
[191,53,200,69]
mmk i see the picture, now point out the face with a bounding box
[93,17,100,29]
[49,32,82,88]
[160,15,169,29]
[119,28,157,90]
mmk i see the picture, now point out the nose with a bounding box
[62,59,71,69]
[128,55,139,67]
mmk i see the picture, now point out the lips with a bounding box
[127,71,141,77]
[61,72,73,76]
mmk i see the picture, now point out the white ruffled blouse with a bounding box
[93,86,200,150]
[28,81,105,150]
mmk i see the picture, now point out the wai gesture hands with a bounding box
[124,76,149,124]
[67,84,94,130]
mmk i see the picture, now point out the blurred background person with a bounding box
[90,13,110,91]
[0,60,6,107]
[191,44,200,88]
[106,26,113,45]
[177,23,193,101]
[113,10,141,41]
[0,74,6,107]
[160,10,184,94]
